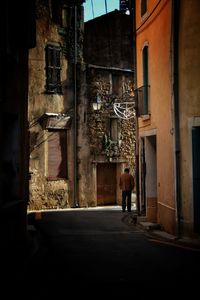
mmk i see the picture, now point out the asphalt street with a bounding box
[6,207,200,299]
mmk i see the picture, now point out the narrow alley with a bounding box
[1,1,200,298]
[9,207,200,299]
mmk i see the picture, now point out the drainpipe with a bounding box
[172,0,181,237]
[73,4,79,208]
[132,0,140,213]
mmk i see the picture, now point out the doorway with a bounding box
[140,138,146,214]
[97,163,116,206]
[145,135,157,221]
[192,126,200,233]
[139,135,157,221]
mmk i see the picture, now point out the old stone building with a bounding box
[28,1,135,210]
[28,0,85,210]
[78,10,135,207]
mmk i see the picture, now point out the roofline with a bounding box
[87,64,134,73]
[84,9,129,24]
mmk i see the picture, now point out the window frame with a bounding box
[141,0,147,17]
[112,73,122,96]
[45,44,62,94]
[142,45,149,114]
[110,117,118,142]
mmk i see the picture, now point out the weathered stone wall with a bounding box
[28,0,134,210]
[77,66,135,207]
[28,0,69,210]
[86,68,135,171]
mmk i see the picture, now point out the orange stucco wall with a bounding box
[136,0,176,234]
[178,0,200,236]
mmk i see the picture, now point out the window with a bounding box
[51,0,62,25]
[48,130,67,179]
[45,44,62,94]
[142,45,149,114]
[141,0,147,17]
[110,117,118,142]
[112,74,122,95]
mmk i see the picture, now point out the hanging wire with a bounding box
[91,0,94,18]
[105,0,108,13]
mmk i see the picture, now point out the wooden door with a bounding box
[97,163,116,206]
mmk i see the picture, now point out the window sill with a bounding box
[141,114,151,121]
[47,177,68,181]
[45,91,63,95]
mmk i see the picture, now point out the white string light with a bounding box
[113,102,135,119]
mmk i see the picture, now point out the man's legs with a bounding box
[122,191,127,212]
[127,191,132,212]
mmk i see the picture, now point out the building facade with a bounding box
[135,0,200,237]
[135,0,175,234]
[28,0,85,210]
[81,10,135,207]
[177,0,200,237]
[28,2,135,210]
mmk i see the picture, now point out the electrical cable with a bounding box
[136,0,162,32]
[105,0,107,13]
[91,0,94,18]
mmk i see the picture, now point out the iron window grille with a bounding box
[135,85,150,116]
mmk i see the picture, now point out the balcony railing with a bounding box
[134,85,150,117]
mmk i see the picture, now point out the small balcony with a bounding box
[134,85,150,117]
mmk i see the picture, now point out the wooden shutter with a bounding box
[48,130,67,179]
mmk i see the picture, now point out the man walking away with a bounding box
[119,168,134,212]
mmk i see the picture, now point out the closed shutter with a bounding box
[48,130,67,179]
